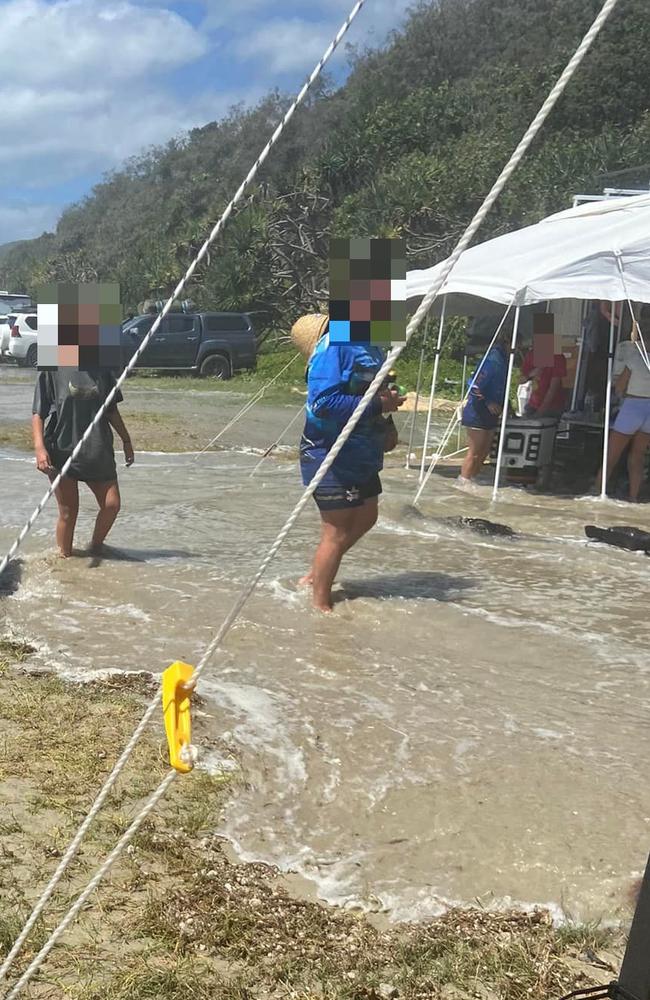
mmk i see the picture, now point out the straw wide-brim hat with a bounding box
[290,313,329,359]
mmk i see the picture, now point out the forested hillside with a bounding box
[2,0,649,332]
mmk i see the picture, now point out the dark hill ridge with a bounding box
[1,0,649,332]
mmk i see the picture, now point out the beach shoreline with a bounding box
[0,366,458,458]
[0,637,627,999]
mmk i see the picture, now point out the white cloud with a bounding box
[1,0,206,83]
[0,0,249,210]
[234,18,336,74]
[207,0,414,92]
[0,0,415,244]
[0,83,247,187]
[202,0,413,59]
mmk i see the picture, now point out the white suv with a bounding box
[0,315,14,359]
[7,312,38,367]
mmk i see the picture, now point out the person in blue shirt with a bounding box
[459,336,509,483]
[293,315,404,612]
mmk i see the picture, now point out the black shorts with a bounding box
[313,474,382,512]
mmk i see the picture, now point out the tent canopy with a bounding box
[405,193,650,315]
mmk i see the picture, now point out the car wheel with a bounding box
[26,345,38,368]
[199,354,231,379]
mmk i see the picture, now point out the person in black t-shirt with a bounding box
[32,368,134,557]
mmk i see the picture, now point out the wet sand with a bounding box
[0,641,626,997]
[1,366,649,928]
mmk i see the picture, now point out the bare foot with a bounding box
[312,599,333,613]
[298,571,313,587]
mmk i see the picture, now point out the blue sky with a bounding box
[0,0,413,246]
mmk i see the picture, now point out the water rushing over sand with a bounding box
[2,371,649,923]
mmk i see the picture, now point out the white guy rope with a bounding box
[0,0,367,581]
[614,252,650,370]
[418,297,447,483]
[3,771,177,1000]
[192,352,302,459]
[491,306,522,501]
[600,304,618,499]
[414,303,514,504]
[0,699,159,984]
[1,2,622,990]
[249,405,305,477]
[404,317,431,468]
[457,354,468,450]
[0,0,370,983]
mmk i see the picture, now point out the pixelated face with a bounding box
[532,314,558,367]
[36,282,122,370]
[328,238,406,346]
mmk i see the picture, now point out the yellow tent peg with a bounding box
[162,661,195,774]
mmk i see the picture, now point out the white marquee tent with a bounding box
[405,193,650,312]
[404,193,650,498]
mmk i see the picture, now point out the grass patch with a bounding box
[74,959,236,1000]
[126,347,307,403]
[125,346,468,400]
[0,422,32,452]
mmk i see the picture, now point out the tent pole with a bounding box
[599,303,618,500]
[457,353,468,451]
[491,306,521,502]
[418,296,447,484]
[570,300,588,412]
[405,316,431,469]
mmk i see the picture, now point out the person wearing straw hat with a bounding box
[291,313,404,612]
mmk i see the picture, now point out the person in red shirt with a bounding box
[519,319,567,418]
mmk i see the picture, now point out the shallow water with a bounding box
[2,370,650,923]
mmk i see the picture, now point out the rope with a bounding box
[0,0,367,582]
[491,306,522,500]
[409,0,623,498]
[0,699,159,984]
[3,772,177,1000]
[249,405,305,477]
[614,252,650,371]
[418,299,448,482]
[0,1,622,991]
[414,303,514,504]
[404,317,431,468]
[0,1,370,987]
[457,355,468,450]
[192,352,302,459]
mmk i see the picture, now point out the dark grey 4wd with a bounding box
[121,311,257,378]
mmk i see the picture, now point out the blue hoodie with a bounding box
[462,344,508,429]
[300,336,387,487]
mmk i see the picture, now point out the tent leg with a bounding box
[491,307,521,502]
[570,300,588,412]
[599,304,618,500]
[406,317,431,469]
[457,354,468,451]
[418,296,447,484]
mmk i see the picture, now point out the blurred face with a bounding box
[532,332,554,367]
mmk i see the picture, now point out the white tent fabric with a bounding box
[406,193,650,313]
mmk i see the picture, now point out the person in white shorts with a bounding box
[599,335,650,501]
